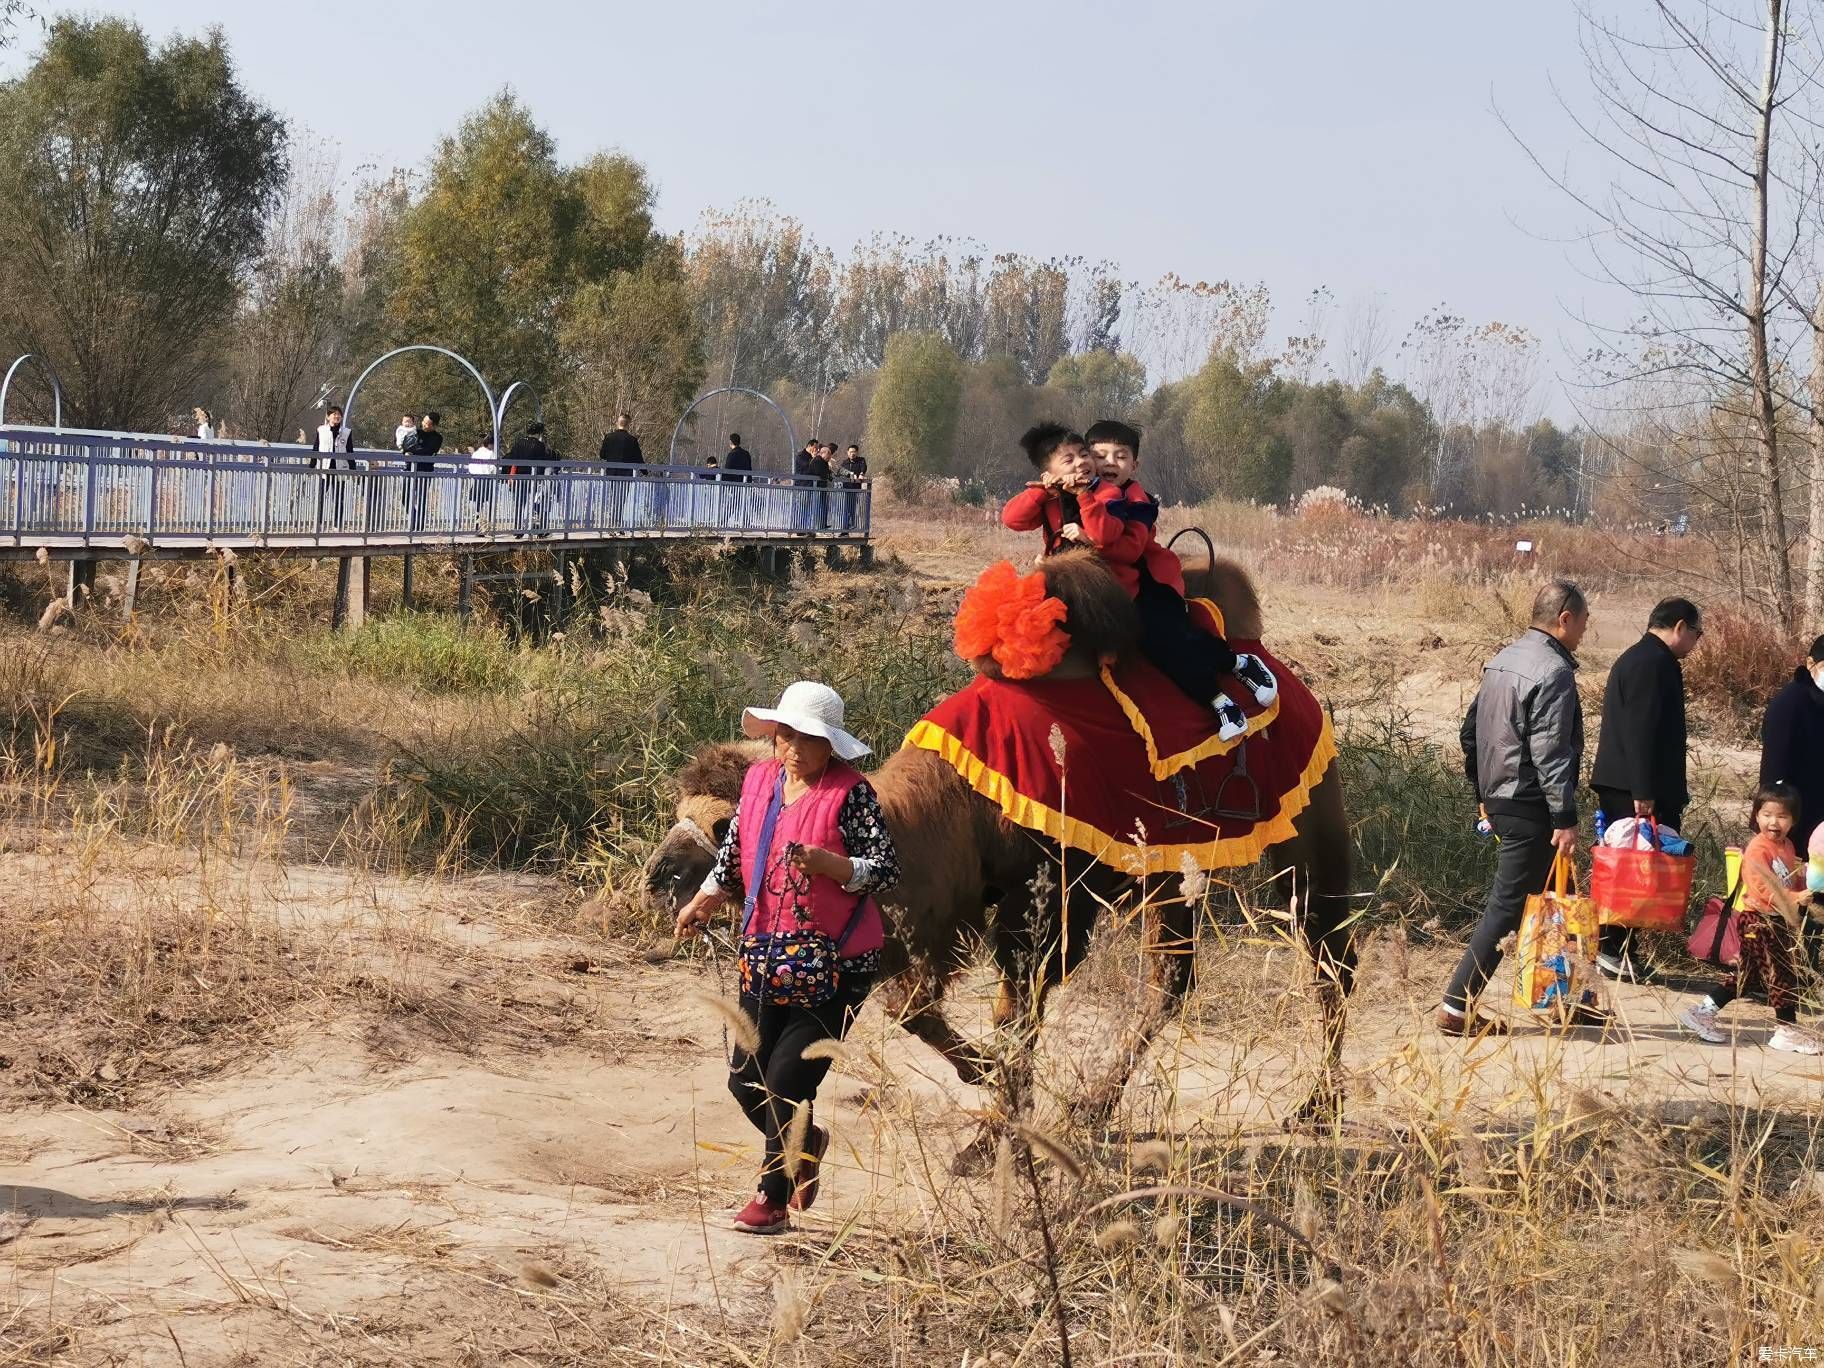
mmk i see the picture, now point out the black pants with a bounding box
[729,974,872,1205]
[1134,570,1237,708]
[1444,808,1557,1012]
[1593,787,1684,961]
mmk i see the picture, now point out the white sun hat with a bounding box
[742,680,871,761]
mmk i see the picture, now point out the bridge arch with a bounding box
[494,380,543,445]
[0,353,64,429]
[668,386,797,470]
[344,345,498,454]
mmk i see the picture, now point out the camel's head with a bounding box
[643,739,768,912]
[957,551,1141,680]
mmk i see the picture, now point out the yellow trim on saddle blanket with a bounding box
[902,712,1337,876]
[1098,664,1279,780]
[1093,596,1273,780]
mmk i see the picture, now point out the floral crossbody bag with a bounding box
[737,772,867,1009]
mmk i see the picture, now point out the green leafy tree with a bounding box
[1046,350,1147,420]
[566,151,661,282]
[0,17,286,428]
[866,332,963,490]
[384,92,571,429]
[1181,354,1291,504]
[559,247,706,456]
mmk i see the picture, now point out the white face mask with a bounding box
[1811,664,1824,692]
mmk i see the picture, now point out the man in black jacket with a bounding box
[793,441,821,533]
[1589,596,1703,980]
[400,412,443,529]
[837,442,867,531]
[723,433,753,481]
[599,412,642,469]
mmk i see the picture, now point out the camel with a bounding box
[644,551,1356,1137]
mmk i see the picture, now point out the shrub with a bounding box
[299,613,534,695]
[1337,708,1488,925]
[1680,606,1798,735]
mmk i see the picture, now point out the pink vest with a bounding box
[737,759,884,955]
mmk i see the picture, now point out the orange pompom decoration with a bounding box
[953,560,1070,680]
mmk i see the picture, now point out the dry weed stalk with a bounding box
[691,990,759,1055]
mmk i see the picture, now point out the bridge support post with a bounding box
[458,555,474,619]
[122,557,141,621]
[65,558,96,612]
[553,552,567,626]
[401,555,415,612]
[859,541,875,568]
[333,556,369,631]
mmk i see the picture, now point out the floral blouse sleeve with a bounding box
[698,780,899,899]
[837,779,900,896]
[702,809,743,898]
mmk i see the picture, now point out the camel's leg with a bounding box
[1266,768,1357,1127]
[984,853,1104,1123]
[1072,884,1195,1130]
[873,969,991,1086]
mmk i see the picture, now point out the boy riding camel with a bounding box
[1001,420,1275,739]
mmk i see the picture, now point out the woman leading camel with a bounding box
[673,682,900,1234]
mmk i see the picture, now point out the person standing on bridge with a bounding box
[838,443,866,531]
[599,412,642,470]
[793,441,821,534]
[507,422,552,534]
[724,433,753,481]
[313,405,356,527]
[395,415,417,451]
[193,407,215,441]
[402,412,443,531]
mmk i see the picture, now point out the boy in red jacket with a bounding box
[1002,421,1274,739]
[1001,421,1100,556]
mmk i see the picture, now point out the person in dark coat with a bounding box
[724,433,753,481]
[1762,636,1824,847]
[400,411,443,529]
[1589,596,1703,980]
[599,412,642,469]
[793,441,821,532]
[1762,635,1824,959]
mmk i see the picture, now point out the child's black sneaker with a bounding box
[1213,694,1248,742]
[1232,653,1278,706]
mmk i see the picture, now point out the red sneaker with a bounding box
[790,1125,830,1212]
[732,1195,789,1235]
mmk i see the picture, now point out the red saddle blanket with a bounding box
[905,638,1335,875]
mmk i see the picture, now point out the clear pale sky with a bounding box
[6,0,1605,409]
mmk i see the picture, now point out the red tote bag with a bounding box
[1685,876,1743,968]
[1591,819,1694,932]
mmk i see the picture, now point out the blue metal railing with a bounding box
[0,426,871,552]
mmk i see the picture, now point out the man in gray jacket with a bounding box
[1443,579,1596,1035]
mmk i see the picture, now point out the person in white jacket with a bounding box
[314,406,357,527]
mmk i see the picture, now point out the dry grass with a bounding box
[0,519,1817,1365]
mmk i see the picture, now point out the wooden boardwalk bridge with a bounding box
[0,425,870,625]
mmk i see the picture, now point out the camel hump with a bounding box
[1170,528,1263,642]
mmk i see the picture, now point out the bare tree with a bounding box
[1504,0,1816,625]
[1339,292,1392,385]
[228,139,346,441]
